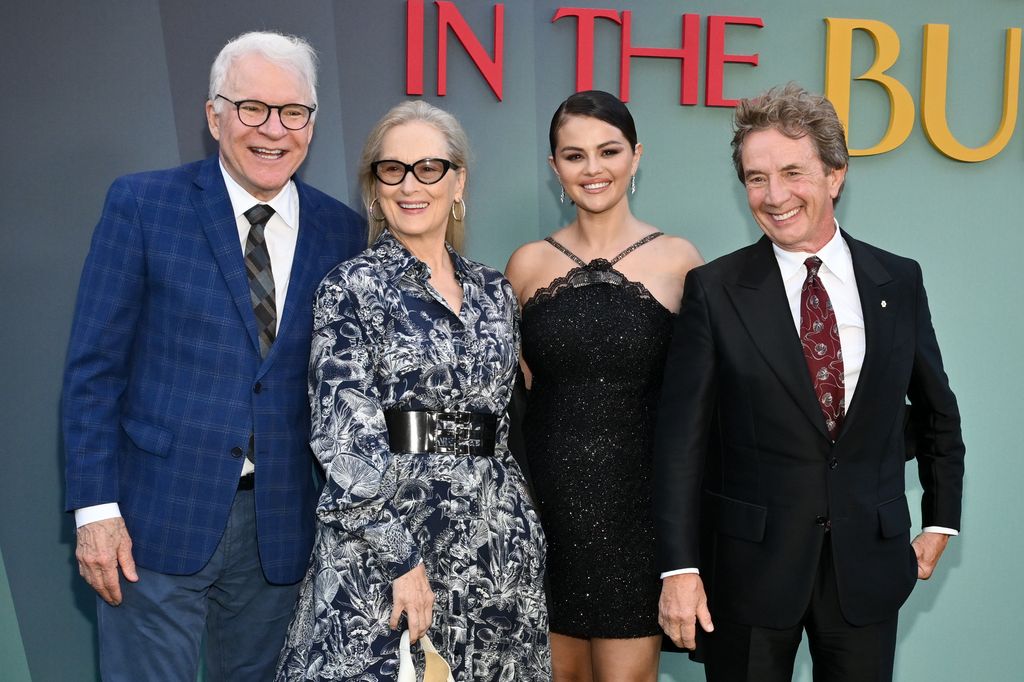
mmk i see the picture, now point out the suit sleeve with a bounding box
[308,274,421,581]
[653,268,718,572]
[62,177,146,511]
[907,262,965,530]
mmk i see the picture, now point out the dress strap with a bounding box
[609,232,663,265]
[544,236,587,267]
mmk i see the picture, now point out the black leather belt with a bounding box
[384,409,497,456]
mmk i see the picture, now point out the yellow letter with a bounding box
[825,18,916,156]
[921,24,1021,162]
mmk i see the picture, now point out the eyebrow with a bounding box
[558,140,626,153]
[744,162,806,179]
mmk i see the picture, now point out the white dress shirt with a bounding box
[75,164,301,528]
[661,224,953,578]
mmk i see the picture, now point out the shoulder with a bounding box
[317,246,382,291]
[296,180,366,235]
[651,233,704,274]
[110,159,203,197]
[505,238,553,276]
[504,238,557,301]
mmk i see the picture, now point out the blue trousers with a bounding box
[97,487,301,681]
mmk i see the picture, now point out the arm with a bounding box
[308,276,422,581]
[906,262,965,577]
[62,177,146,603]
[652,268,717,647]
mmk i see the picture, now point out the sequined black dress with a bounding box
[521,233,672,638]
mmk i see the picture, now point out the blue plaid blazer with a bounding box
[63,155,365,583]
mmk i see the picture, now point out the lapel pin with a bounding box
[880,300,887,308]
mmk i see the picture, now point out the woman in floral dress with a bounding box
[276,100,550,681]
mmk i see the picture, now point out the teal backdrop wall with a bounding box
[2,1,1018,679]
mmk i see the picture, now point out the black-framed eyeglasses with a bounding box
[371,158,459,185]
[215,94,316,131]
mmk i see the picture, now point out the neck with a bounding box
[391,229,453,274]
[571,199,640,250]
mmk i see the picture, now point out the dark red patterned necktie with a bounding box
[800,256,845,440]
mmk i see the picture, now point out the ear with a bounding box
[206,100,222,141]
[453,166,467,197]
[547,155,558,176]
[630,142,644,176]
[828,165,847,199]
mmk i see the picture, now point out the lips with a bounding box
[398,201,428,209]
[581,181,610,191]
[251,147,285,160]
[770,207,801,221]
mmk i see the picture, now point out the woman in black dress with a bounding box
[505,91,703,680]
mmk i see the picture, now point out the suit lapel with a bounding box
[840,231,895,435]
[726,237,829,438]
[270,179,322,360]
[192,156,261,355]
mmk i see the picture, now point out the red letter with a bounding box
[552,8,622,91]
[619,11,701,104]
[406,0,425,95]
[705,15,763,107]
[436,1,504,100]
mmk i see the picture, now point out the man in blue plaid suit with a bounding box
[62,31,364,680]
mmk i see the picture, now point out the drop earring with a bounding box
[559,186,565,204]
[630,175,636,195]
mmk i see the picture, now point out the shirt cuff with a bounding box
[923,526,958,536]
[75,503,122,529]
[661,568,700,579]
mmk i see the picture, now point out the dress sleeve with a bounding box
[308,271,421,580]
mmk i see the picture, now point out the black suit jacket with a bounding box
[653,232,965,628]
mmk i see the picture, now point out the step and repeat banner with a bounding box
[2,1,1020,679]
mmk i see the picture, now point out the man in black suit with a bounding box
[653,84,965,681]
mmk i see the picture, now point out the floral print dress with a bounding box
[276,231,550,681]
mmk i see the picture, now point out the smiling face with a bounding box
[376,121,465,245]
[549,114,640,215]
[206,53,315,201]
[740,127,846,253]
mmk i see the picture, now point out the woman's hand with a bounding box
[390,562,435,640]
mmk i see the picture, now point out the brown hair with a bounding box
[731,83,849,203]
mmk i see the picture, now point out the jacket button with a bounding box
[253,382,262,394]
[829,458,839,470]
[815,515,828,527]
[231,446,243,458]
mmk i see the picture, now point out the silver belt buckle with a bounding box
[434,411,479,455]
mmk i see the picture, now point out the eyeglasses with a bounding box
[215,94,316,131]
[371,158,459,185]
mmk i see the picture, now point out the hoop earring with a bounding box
[369,198,386,221]
[630,175,636,195]
[451,198,466,222]
[559,186,565,204]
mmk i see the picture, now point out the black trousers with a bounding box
[703,537,898,682]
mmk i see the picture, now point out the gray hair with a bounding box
[209,31,318,113]
[731,83,849,204]
[359,100,472,252]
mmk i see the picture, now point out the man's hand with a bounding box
[912,531,951,580]
[390,562,434,641]
[76,517,138,605]
[659,573,714,649]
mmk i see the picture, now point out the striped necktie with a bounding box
[243,204,277,358]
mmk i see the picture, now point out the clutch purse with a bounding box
[397,630,455,682]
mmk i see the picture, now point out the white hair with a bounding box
[209,31,318,112]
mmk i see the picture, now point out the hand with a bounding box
[912,531,951,580]
[659,573,714,649]
[390,562,434,641]
[76,517,138,605]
